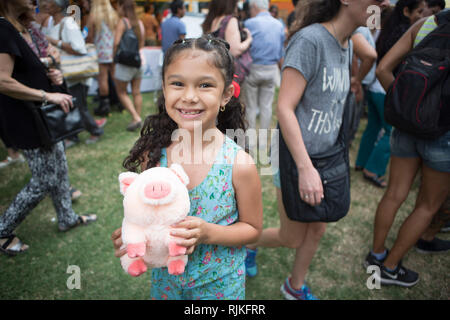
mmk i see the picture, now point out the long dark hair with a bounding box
[118,0,142,47]
[288,0,341,41]
[123,35,247,172]
[201,0,238,34]
[376,0,424,62]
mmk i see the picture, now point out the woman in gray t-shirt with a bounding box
[245,0,391,300]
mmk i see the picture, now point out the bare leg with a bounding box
[131,77,142,121]
[248,188,326,290]
[372,156,421,253]
[384,165,450,269]
[290,222,326,290]
[114,79,141,123]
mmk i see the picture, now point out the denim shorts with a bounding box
[390,129,450,173]
[114,63,144,82]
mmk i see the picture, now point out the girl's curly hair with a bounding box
[123,35,248,172]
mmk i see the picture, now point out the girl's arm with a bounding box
[225,17,252,57]
[277,67,323,206]
[170,151,262,249]
[376,17,425,91]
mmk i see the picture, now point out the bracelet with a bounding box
[40,90,47,105]
[57,40,62,49]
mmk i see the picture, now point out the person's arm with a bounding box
[113,19,125,56]
[225,17,252,57]
[0,53,73,111]
[85,15,95,44]
[47,18,86,56]
[376,17,425,91]
[277,67,323,206]
[352,32,377,83]
[139,20,145,49]
[170,151,262,249]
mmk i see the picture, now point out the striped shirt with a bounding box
[414,15,438,47]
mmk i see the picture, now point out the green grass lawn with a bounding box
[0,92,448,300]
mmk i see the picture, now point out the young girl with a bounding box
[244,0,390,300]
[112,36,263,300]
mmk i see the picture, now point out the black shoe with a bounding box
[377,263,419,287]
[94,97,111,116]
[416,237,450,254]
[363,250,388,269]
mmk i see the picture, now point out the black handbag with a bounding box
[278,121,351,223]
[28,98,84,148]
[114,18,141,68]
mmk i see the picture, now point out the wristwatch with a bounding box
[40,90,48,105]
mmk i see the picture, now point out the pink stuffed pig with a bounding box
[118,164,190,277]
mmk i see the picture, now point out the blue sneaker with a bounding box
[301,283,319,300]
[245,247,258,277]
[280,277,319,300]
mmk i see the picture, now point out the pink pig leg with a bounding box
[128,259,148,277]
[127,242,146,258]
[168,258,186,275]
[168,240,186,256]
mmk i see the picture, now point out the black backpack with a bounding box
[114,19,141,68]
[384,10,450,139]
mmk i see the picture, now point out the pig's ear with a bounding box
[119,172,139,195]
[170,163,190,186]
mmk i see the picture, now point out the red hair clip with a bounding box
[232,78,240,98]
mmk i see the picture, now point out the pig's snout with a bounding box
[144,181,171,200]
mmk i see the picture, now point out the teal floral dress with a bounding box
[150,136,246,300]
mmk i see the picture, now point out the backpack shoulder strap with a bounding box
[123,18,131,30]
[217,15,233,39]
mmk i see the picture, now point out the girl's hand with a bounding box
[46,92,73,113]
[47,68,64,86]
[298,166,324,206]
[111,227,127,258]
[170,216,209,255]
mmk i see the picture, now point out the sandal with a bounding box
[363,172,387,188]
[0,234,29,256]
[58,214,97,232]
[70,187,82,201]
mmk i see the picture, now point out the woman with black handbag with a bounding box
[244,0,390,300]
[0,0,96,256]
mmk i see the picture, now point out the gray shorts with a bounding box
[114,63,144,82]
[390,128,450,173]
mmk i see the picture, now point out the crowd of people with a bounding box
[0,0,449,300]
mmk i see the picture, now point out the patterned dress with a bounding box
[94,22,114,64]
[150,136,246,300]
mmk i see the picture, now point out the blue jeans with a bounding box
[355,91,392,176]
